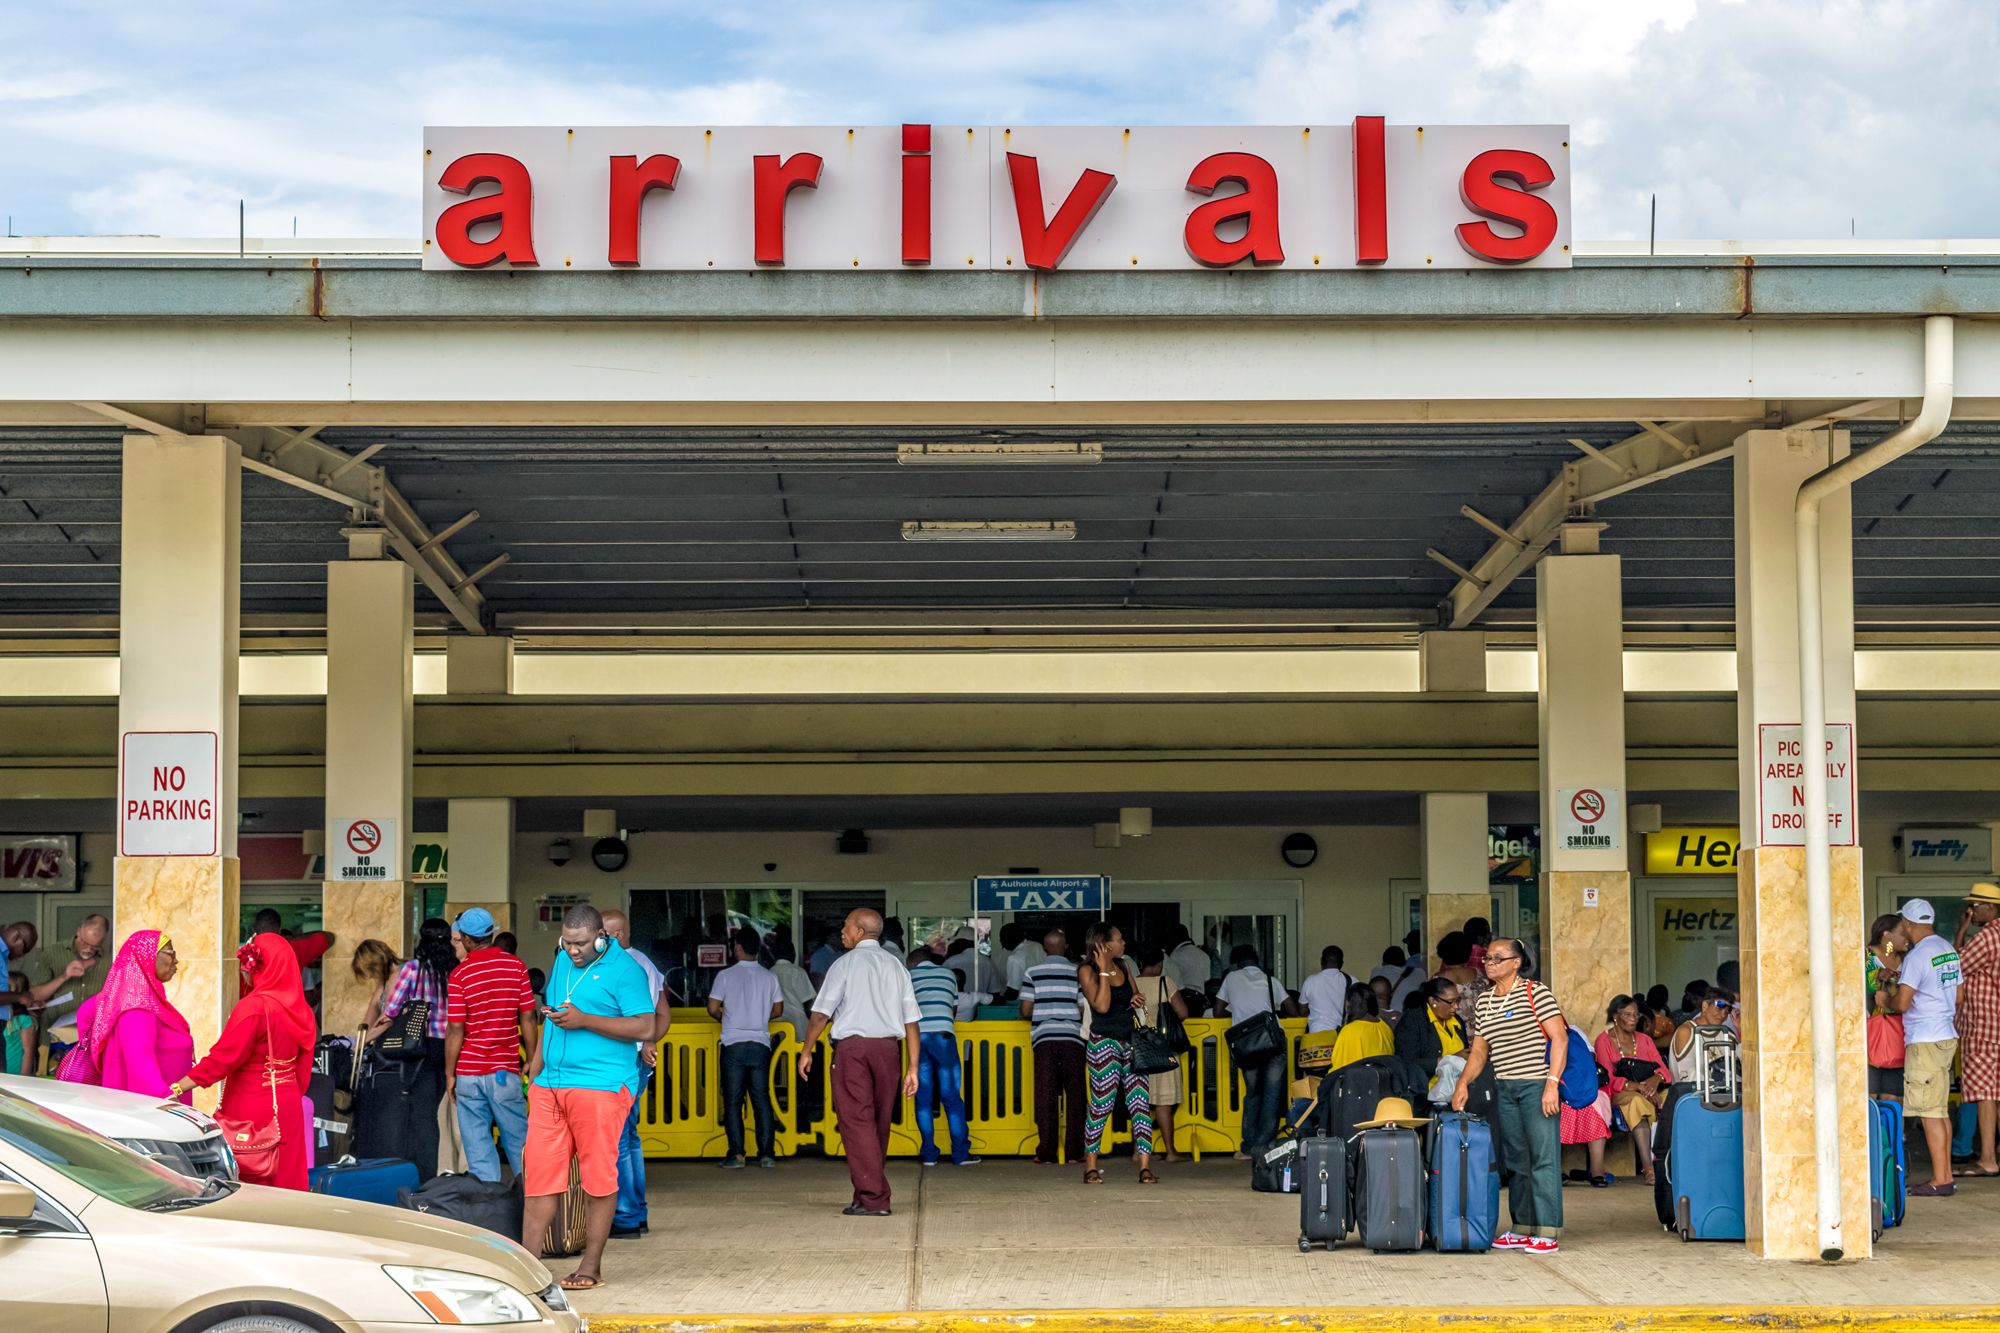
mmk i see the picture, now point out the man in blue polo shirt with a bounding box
[523,904,656,1294]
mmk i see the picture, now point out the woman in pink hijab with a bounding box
[57,929,193,1101]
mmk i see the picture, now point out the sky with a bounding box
[1,0,1995,242]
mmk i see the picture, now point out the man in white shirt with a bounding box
[708,926,784,1169]
[1299,944,1354,1034]
[1891,899,1964,1195]
[1168,925,1213,1013]
[765,938,817,1043]
[1002,922,1045,996]
[601,909,673,1238]
[799,909,921,1216]
[1216,945,1301,1155]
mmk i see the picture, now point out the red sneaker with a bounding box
[1523,1236,1561,1256]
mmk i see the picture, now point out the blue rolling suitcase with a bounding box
[1871,1097,1906,1232]
[1428,1111,1499,1252]
[1671,1026,1745,1242]
[309,1155,419,1206]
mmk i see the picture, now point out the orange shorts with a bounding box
[524,1083,633,1198]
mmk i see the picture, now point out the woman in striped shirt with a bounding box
[359,917,458,1179]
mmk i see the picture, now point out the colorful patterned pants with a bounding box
[1085,1037,1153,1156]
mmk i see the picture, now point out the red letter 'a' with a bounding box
[1183,151,1284,267]
[753,152,823,266]
[1352,115,1387,265]
[434,153,537,268]
[1005,152,1116,272]
[1455,148,1559,264]
[902,124,931,266]
[607,154,680,266]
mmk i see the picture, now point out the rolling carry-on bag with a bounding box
[1353,1127,1425,1253]
[1428,1111,1499,1252]
[1254,1136,1303,1194]
[309,1155,420,1206]
[400,1172,525,1243]
[1872,1096,1907,1232]
[1297,1136,1348,1251]
[1653,1082,1695,1229]
[1670,1026,1745,1242]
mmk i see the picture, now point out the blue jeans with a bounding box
[913,1031,973,1163]
[1238,1052,1286,1153]
[454,1070,530,1183]
[720,1041,776,1159]
[613,1096,647,1229]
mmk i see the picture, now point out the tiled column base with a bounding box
[1424,893,1491,958]
[1544,870,1632,1040]
[114,855,239,1103]
[321,880,410,1038]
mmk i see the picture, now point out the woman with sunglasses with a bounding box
[1669,988,1736,1084]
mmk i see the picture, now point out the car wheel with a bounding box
[202,1317,319,1333]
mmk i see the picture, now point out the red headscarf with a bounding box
[57,929,188,1086]
[235,933,318,1054]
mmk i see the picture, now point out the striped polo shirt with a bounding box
[1023,958,1085,1047]
[445,947,536,1077]
[1472,979,1564,1081]
[910,961,960,1034]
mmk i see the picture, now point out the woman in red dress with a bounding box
[170,934,317,1190]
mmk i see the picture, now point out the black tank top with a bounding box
[1093,977,1136,1042]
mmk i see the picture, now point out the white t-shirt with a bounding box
[1218,966,1283,1027]
[1299,968,1353,1034]
[1390,966,1427,1019]
[1901,932,1963,1045]
[1006,941,1047,991]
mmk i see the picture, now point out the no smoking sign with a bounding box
[332,817,399,882]
[1555,787,1622,855]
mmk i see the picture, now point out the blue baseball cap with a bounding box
[454,907,497,937]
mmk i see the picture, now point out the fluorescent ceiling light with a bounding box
[898,442,1101,465]
[901,520,1077,542]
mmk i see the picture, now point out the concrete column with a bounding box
[446,635,514,695]
[1419,630,1486,691]
[1422,792,1489,962]
[446,798,515,931]
[1537,539,1632,1036]
[320,554,415,1037]
[115,434,241,1073]
[1733,428,1872,1260]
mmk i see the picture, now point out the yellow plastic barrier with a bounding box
[635,1009,1311,1162]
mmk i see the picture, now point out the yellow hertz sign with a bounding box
[1646,828,1743,875]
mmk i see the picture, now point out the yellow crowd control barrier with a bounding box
[634,1009,1313,1161]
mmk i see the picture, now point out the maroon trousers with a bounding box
[1034,1039,1087,1163]
[831,1036,901,1211]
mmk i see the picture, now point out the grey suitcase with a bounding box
[1354,1127,1425,1252]
[1297,1136,1348,1251]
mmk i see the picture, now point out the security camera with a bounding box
[764,862,778,873]
[547,839,572,866]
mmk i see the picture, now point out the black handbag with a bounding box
[1224,974,1287,1066]
[1614,1056,1663,1083]
[1130,977,1190,1075]
[375,1000,430,1062]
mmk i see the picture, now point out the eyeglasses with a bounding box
[1483,954,1520,967]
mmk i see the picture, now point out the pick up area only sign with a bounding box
[1757,723,1856,847]
[119,732,218,856]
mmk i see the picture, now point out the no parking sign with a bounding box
[331,817,399,881]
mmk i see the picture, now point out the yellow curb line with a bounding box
[582,1308,2000,1333]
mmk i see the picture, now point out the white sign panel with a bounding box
[422,122,1571,273]
[1756,723,1856,847]
[1555,786,1623,854]
[1900,826,1993,874]
[330,817,400,883]
[119,732,218,857]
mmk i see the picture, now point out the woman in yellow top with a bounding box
[1329,983,1397,1071]
[1393,977,1467,1096]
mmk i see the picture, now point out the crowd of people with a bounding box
[7,885,2000,1277]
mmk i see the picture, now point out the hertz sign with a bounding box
[1645,827,1743,876]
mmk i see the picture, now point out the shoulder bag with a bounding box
[1224,973,1288,1066]
[215,1013,284,1181]
[376,998,431,1063]
[1130,976,1190,1075]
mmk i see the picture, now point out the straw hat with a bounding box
[1970,882,2000,905]
[1356,1096,1432,1130]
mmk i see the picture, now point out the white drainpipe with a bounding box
[1794,314,1954,1260]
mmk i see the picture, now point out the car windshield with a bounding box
[0,1091,202,1210]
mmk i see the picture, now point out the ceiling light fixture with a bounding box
[898,442,1101,465]
[901,520,1077,542]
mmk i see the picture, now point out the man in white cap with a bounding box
[1890,899,1963,1196]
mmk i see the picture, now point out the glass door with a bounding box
[1192,890,1301,987]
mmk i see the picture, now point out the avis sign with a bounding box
[119,732,218,857]
[1757,723,1856,847]
[423,122,1571,273]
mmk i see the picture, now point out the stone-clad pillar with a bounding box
[1423,793,1490,960]
[115,434,241,1073]
[1537,532,1632,1037]
[320,551,415,1037]
[1734,427,1872,1260]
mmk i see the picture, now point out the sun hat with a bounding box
[1970,883,2000,905]
[1900,899,1936,925]
[1355,1096,1432,1131]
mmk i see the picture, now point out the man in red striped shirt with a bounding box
[445,907,540,1183]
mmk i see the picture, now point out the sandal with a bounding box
[1138,1168,1159,1184]
[1954,1165,2000,1178]
[1589,1174,1612,1188]
[1083,1168,1104,1185]
[560,1272,606,1291]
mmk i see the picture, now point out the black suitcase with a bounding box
[400,1172,525,1243]
[1354,1127,1425,1252]
[1253,1137,1303,1194]
[1653,1082,1695,1229]
[1297,1136,1348,1251]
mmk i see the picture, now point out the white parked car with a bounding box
[0,1075,236,1182]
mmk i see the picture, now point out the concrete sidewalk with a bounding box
[566,1156,1998,1326]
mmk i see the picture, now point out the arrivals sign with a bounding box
[1756,723,1856,847]
[972,875,1110,913]
[118,731,218,857]
[422,123,1571,273]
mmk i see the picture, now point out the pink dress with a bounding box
[75,994,195,1101]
